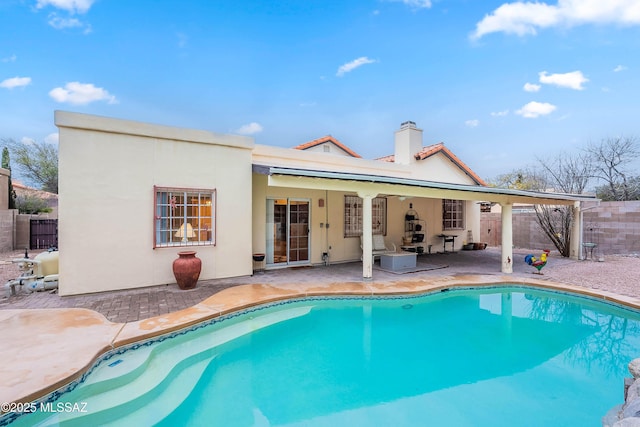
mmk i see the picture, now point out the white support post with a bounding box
[358,192,376,280]
[501,202,513,274]
[570,201,581,260]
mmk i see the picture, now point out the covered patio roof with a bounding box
[254,165,597,278]
[254,166,597,206]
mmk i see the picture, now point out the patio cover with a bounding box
[254,165,598,277]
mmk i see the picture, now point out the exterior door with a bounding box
[266,198,310,266]
[288,200,309,263]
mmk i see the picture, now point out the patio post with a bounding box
[358,191,376,279]
[500,202,513,273]
[570,201,581,260]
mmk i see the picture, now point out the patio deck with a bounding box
[1,247,576,323]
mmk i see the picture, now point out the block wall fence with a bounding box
[480,201,640,255]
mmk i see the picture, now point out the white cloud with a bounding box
[46,12,92,32]
[36,1,94,32]
[36,0,95,14]
[336,57,376,77]
[614,65,628,72]
[465,119,480,127]
[523,82,541,92]
[0,76,32,89]
[388,0,432,8]
[2,54,17,63]
[48,14,81,28]
[471,0,640,40]
[491,110,509,117]
[49,82,117,105]
[539,70,588,90]
[236,122,263,135]
[516,101,557,118]
[44,133,59,145]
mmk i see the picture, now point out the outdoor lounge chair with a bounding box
[361,235,397,261]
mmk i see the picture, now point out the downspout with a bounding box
[323,190,330,265]
[578,200,601,260]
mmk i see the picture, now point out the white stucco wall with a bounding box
[56,111,254,295]
[412,153,478,185]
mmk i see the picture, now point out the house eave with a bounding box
[254,165,597,205]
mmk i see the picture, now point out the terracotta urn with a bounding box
[173,251,201,290]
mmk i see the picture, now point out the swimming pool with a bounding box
[5,285,640,426]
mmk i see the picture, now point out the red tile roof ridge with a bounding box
[419,143,487,186]
[374,143,442,162]
[375,142,487,186]
[293,135,362,158]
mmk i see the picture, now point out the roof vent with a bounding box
[400,121,416,129]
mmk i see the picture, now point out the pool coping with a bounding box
[2,274,640,413]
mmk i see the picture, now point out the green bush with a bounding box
[15,194,52,214]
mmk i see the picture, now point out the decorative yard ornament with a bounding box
[524,249,551,275]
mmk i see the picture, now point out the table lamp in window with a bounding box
[175,222,196,243]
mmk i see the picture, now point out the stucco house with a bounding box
[55,112,595,296]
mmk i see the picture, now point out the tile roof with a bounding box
[376,142,487,186]
[293,135,362,158]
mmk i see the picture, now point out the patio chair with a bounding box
[361,235,397,261]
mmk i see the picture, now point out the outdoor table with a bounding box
[437,234,456,253]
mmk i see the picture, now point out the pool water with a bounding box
[8,286,640,426]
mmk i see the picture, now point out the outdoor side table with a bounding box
[380,253,416,272]
[437,234,456,253]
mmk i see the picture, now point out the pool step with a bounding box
[38,349,217,426]
[82,305,313,396]
[18,305,314,426]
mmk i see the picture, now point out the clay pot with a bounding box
[173,251,201,290]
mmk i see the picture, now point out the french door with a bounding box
[266,198,310,266]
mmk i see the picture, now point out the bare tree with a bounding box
[535,151,593,195]
[492,136,640,254]
[530,152,593,257]
[586,136,640,201]
[492,153,592,257]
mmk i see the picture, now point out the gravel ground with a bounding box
[542,253,640,298]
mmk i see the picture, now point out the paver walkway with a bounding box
[0,248,579,323]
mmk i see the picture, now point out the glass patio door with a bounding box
[266,198,310,266]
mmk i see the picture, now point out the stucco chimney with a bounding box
[394,121,423,165]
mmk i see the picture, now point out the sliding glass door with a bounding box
[266,198,310,266]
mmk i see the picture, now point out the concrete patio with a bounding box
[1,247,577,323]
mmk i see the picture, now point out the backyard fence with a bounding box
[481,200,640,256]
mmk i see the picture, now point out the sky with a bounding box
[1,0,640,181]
